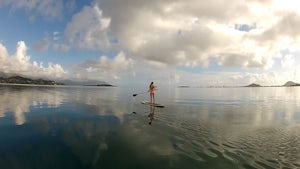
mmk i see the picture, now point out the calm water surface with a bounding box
[0,85,300,169]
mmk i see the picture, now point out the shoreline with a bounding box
[0,83,116,88]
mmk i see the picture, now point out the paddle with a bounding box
[132,91,148,97]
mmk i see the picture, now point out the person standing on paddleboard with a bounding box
[149,82,156,103]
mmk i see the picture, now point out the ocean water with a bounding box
[0,85,300,169]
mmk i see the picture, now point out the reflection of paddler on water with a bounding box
[148,106,155,125]
[131,105,156,125]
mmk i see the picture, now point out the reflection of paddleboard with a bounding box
[141,100,165,108]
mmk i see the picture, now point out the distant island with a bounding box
[245,83,261,87]
[245,81,300,87]
[177,81,300,88]
[61,79,114,87]
[0,76,63,85]
[178,85,191,88]
[84,84,115,87]
[0,75,114,87]
[283,81,300,86]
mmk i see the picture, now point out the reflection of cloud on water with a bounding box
[68,87,129,123]
[121,111,176,158]
[30,111,175,168]
[32,115,120,167]
[173,87,300,126]
[0,105,6,118]
[14,105,28,125]
[97,102,129,123]
[0,85,130,126]
[0,86,65,125]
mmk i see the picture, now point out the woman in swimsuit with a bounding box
[149,82,156,103]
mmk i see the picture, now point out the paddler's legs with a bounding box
[150,92,155,103]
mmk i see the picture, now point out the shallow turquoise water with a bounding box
[0,85,300,169]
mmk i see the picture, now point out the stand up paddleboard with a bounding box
[141,100,165,108]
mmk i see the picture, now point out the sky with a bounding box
[1,0,300,87]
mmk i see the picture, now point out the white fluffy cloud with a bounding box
[64,5,111,50]
[0,41,67,79]
[57,0,300,85]
[71,51,133,82]
[0,41,135,83]
[80,0,299,70]
[281,55,295,68]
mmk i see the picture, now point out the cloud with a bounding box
[53,43,70,52]
[120,58,300,86]
[58,0,300,80]
[33,37,51,52]
[0,41,67,79]
[51,31,71,52]
[281,55,295,68]
[71,51,133,82]
[64,5,111,50]
[53,31,60,41]
[0,0,66,20]
[69,0,299,71]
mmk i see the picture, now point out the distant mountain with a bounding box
[0,76,63,85]
[0,72,114,87]
[244,81,300,87]
[283,81,300,86]
[96,84,115,87]
[178,85,190,88]
[60,79,114,86]
[245,83,261,87]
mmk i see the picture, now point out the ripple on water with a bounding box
[224,126,300,169]
[203,148,218,158]
[161,116,216,161]
[157,107,300,168]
